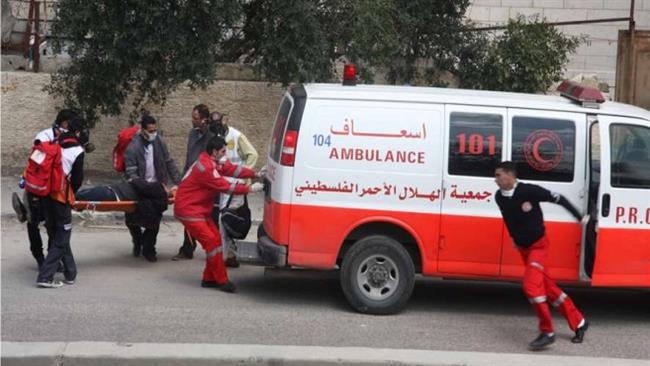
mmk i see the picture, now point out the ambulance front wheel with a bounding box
[340,235,415,315]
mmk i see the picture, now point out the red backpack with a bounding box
[112,125,140,172]
[24,141,65,197]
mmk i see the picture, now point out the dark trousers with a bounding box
[37,198,77,282]
[177,206,219,257]
[25,192,50,266]
[127,220,161,257]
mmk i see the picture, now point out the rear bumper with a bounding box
[258,235,287,267]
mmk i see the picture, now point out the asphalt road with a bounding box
[1,219,649,360]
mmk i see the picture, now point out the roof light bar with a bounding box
[556,80,605,108]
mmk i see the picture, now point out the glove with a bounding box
[257,165,268,179]
[249,182,264,193]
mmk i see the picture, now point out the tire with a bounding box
[340,235,415,315]
[257,222,267,240]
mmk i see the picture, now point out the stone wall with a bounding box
[466,0,650,88]
[1,71,285,177]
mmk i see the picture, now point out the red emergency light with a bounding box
[343,64,357,86]
[556,80,605,108]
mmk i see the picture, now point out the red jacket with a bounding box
[174,152,255,221]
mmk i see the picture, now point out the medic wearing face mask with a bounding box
[123,115,182,262]
[174,136,263,293]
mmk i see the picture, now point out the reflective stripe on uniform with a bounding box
[174,215,208,222]
[528,295,547,304]
[530,261,544,271]
[196,161,205,172]
[206,246,223,258]
[233,165,242,178]
[551,292,568,307]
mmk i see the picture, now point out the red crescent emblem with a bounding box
[524,130,564,172]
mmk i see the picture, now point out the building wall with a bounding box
[467,0,650,88]
[1,71,285,177]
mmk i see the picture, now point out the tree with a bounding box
[46,0,241,125]
[235,0,474,86]
[458,15,584,93]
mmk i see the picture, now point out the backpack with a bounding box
[23,141,65,197]
[221,195,252,240]
[112,126,140,172]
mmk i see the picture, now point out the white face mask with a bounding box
[58,127,69,134]
[218,156,227,164]
[146,132,157,142]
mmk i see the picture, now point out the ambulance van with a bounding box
[253,71,650,314]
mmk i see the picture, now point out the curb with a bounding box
[1,342,648,366]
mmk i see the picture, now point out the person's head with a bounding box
[209,111,228,137]
[495,161,517,190]
[192,104,210,131]
[59,116,86,141]
[206,136,227,162]
[54,109,78,131]
[140,115,158,142]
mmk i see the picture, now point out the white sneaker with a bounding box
[37,280,64,288]
[63,279,75,285]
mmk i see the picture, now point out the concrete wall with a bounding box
[1,71,285,177]
[467,0,650,88]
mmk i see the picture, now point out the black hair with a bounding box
[193,104,210,120]
[54,109,78,126]
[496,161,517,176]
[68,117,87,133]
[206,136,226,154]
[140,115,157,129]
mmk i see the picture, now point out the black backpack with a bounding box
[221,194,252,240]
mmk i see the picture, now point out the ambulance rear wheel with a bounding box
[340,235,415,315]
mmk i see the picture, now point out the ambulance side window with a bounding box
[511,117,575,182]
[269,97,293,162]
[448,112,502,177]
[610,124,650,189]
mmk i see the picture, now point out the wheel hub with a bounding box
[367,265,389,287]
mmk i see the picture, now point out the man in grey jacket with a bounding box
[172,104,216,260]
[124,115,181,262]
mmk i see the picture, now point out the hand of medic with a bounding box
[256,165,268,179]
[249,182,264,193]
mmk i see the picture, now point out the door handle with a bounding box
[601,193,610,217]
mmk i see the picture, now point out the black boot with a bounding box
[571,320,589,343]
[529,333,555,350]
[219,281,237,293]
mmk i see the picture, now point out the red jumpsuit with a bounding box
[520,236,584,334]
[174,152,255,285]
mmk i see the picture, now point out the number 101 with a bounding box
[456,133,497,156]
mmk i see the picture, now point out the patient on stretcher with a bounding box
[76,181,138,201]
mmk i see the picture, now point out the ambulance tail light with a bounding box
[556,80,605,108]
[280,130,298,166]
[343,64,357,86]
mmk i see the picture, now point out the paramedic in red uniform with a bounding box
[174,136,263,293]
[494,161,589,350]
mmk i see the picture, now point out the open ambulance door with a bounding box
[590,115,650,287]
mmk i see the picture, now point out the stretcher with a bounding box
[72,196,175,213]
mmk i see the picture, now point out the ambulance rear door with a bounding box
[592,115,650,287]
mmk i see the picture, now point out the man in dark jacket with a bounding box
[494,161,588,350]
[172,104,217,261]
[124,115,181,262]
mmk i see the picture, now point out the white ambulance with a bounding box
[250,70,650,314]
